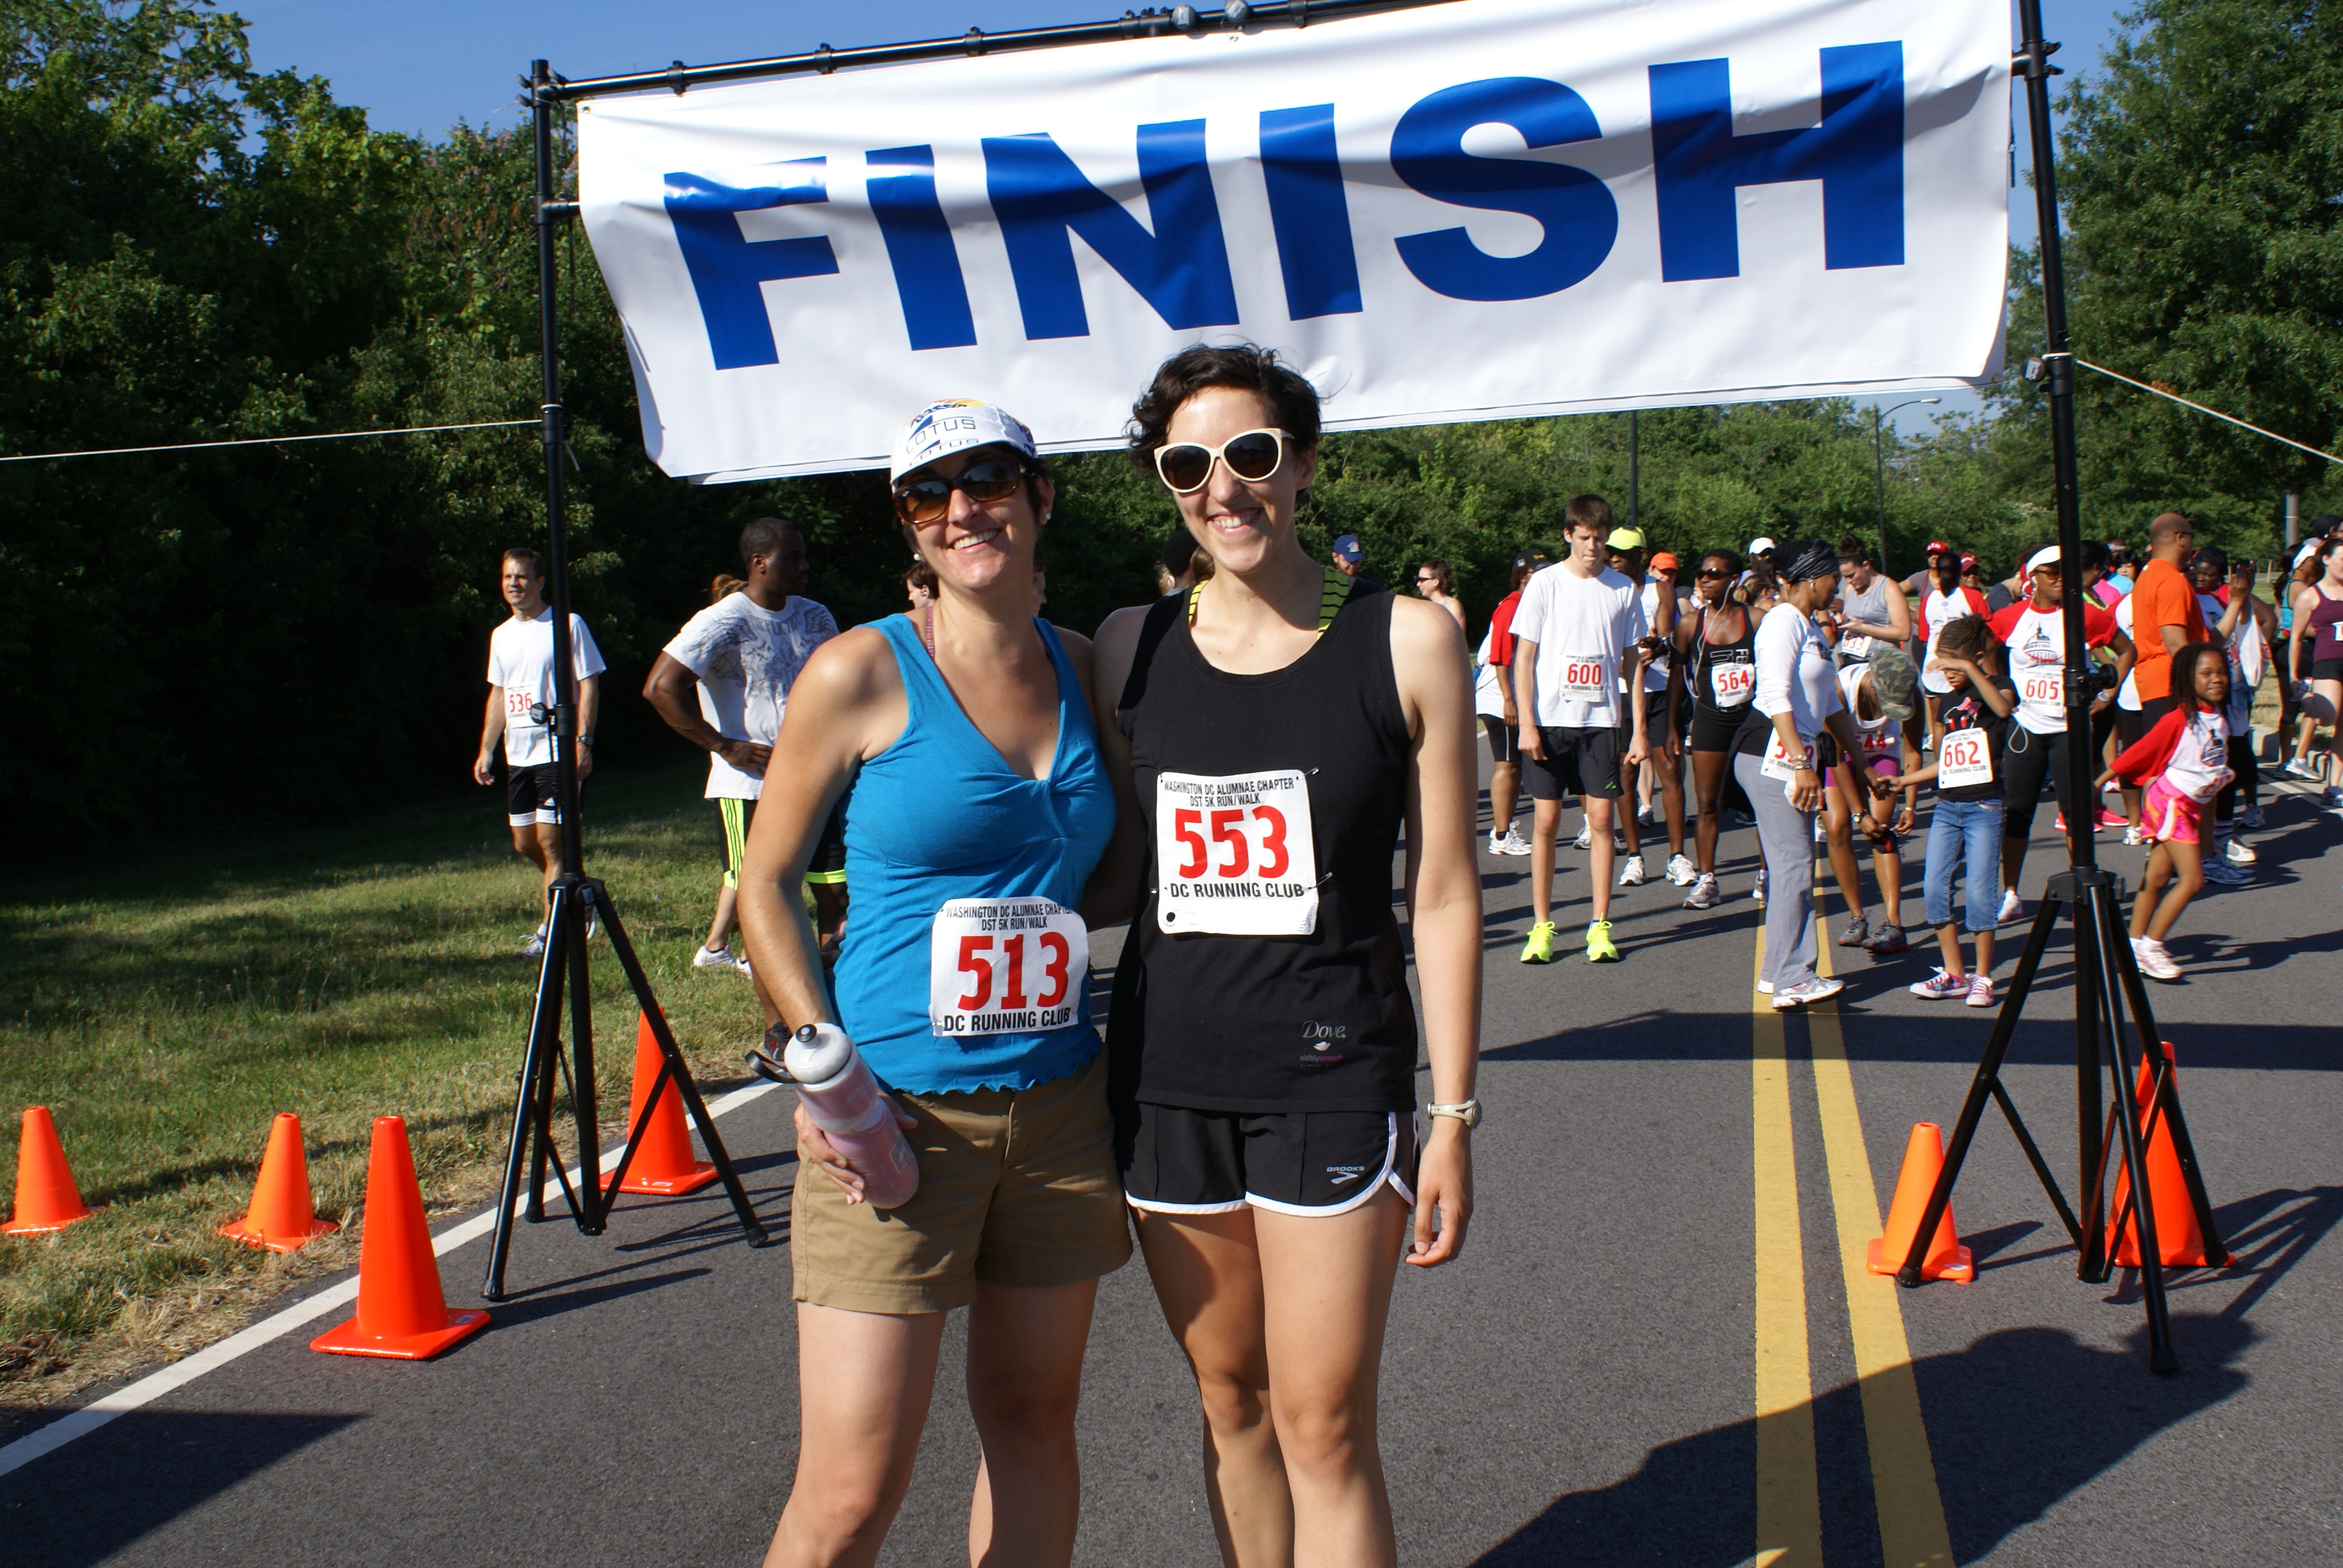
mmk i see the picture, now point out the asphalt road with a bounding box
[5,757,2339,1566]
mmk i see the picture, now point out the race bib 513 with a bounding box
[1155,770,1319,936]
[928,898,1086,1036]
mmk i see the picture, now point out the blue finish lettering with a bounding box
[1259,105,1362,320]
[664,162,839,371]
[1389,77,1617,303]
[866,146,979,351]
[1648,43,1905,283]
[981,120,1242,340]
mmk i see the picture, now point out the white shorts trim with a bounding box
[1124,1113,1417,1219]
[508,811,558,828]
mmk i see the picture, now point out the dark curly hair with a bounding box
[1126,344,1322,472]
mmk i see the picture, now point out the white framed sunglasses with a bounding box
[1152,428,1291,494]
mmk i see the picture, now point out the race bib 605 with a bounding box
[1155,770,1319,936]
[929,898,1086,1036]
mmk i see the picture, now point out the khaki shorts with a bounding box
[790,1047,1131,1315]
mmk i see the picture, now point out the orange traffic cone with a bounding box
[600,1011,718,1196]
[311,1117,488,1359]
[1867,1122,1974,1282]
[2112,1042,2224,1269]
[4,1106,99,1235]
[220,1113,339,1252]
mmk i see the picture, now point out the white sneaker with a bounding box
[736,953,755,978]
[1495,827,1533,856]
[1997,887,2024,924]
[1772,976,1846,1010]
[692,943,736,969]
[1752,868,1768,907]
[1572,820,1594,851]
[1637,802,1657,826]
[1683,872,1721,909]
[2238,805,2266,830]
[2200,857,2252,886]
[2284,757,2324,782]
[2224,836,2258,865]
[519,930,547,959]
[1617,854,1648,887]
[2131,936,2183,981]
[1814,814,1827,843]
[1665,852,1697,887]
[2122,825,2147,848]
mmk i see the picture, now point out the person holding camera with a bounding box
[473,547,603,957]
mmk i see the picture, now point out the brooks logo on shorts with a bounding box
[1326,1165,1368,1186]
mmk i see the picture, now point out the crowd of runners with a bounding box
[464,348,2336,1568]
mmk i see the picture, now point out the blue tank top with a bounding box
[831,615,1116,1095]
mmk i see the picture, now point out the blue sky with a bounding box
[235,0,2134,436]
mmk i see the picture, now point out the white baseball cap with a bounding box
[1748,536,1777,555]
[2026,546,2061,575]
[888,399,1040,483]
[2296,540,2324,569]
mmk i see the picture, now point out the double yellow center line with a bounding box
[1751,918,1955,1567]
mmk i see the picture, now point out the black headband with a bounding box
[1780,540,1838,584]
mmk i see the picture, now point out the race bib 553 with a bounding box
[1155,770,1319,936]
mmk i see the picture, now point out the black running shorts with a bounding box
[1688,705,1749,754]
[1526,725,1621,800]
[1119,1103,1418,1216]
[1481,714,1519,765]
[505,762,574,827]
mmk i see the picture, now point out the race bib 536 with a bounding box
[929,898,1086,1036]
[1155,770,1319,936]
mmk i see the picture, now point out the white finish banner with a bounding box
[577,0,2010,482]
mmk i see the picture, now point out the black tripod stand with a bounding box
[480,63,771,1302]
[1883,1,2227,1375]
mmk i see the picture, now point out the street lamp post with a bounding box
[1872,397,1941,577]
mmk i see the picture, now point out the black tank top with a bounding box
[1691,606,1757,719]
[1108,584,1417,1115]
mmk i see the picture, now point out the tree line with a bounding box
[2,0,2330,859]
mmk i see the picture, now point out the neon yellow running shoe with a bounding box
[1519,920,1558,964]
[1584,919,1620,962]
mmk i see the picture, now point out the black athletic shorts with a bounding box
[1688,705,1750,754]
[2117,693,2176,749]
[719,795,848,887]
[1613,689,1670,758]
[2314,657,2343,684]
[505,761,578,827]
[1481,714,1519,765]
[1119,1102,1418,1216]
[1526,725,1621,800]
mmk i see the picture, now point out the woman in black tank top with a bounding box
[1671,549,1761,901]
[1090,345,1480,1566]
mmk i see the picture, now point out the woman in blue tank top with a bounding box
[735,399,1126,1568]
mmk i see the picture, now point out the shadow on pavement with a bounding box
[1471,1313,2253,1567]
[3,1410,363,1568]
[481,1266,713,1328]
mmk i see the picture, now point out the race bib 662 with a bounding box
[1155,770,1319,936]
[929,898,1086,1036]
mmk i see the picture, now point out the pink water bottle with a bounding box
[784,1022,919,1209]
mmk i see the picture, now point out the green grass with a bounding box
[0,759,765,1385]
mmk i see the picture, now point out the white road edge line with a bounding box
[0,1080,781,1479]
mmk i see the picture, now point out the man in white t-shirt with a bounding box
[473,547,605,957]
[644,519,842,996]
[1512,495,1651,965]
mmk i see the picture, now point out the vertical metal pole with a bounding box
[2285,491,2299,554]
[532,62,582,881]
[1628,411,1639,531]
[2016,0,2108,1236]
[1873,409,1892,577]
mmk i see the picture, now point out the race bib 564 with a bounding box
[1155,770,1319,936]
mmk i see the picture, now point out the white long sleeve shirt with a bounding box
[1753,606,1843,742]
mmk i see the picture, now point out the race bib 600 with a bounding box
[1155,770,1319,936]
[929,898,1086,1036]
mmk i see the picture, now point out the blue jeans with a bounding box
[1925,797,2005,933]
